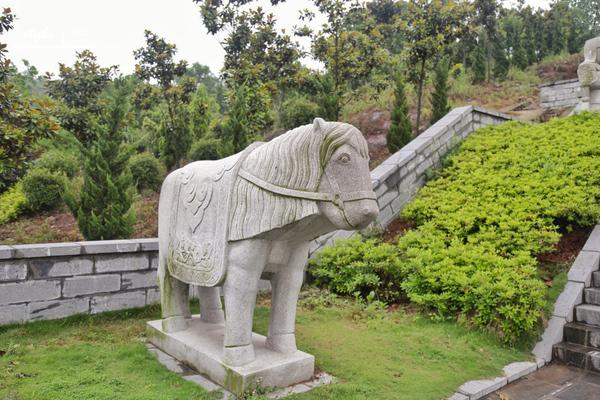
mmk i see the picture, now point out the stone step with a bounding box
[564,322,600,348]
[585,288,600,306]
[575,304,600,326]
[594,271,600,288]
[553,342,600,372]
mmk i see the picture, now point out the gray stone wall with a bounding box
[308,105,513,256]
[0,106,512,326]
[0,239,160,325]
[539,79,581,109]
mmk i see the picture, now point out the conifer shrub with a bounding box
[387,74,413,153]
[311,113,600,342]
[430,60,451,125]
[22,168,66,212]
[128,152,165,192]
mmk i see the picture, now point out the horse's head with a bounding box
[315,118,379,230]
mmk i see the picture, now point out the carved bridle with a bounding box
[238,161,376,217]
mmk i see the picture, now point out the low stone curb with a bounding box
[146,343,334,399]
[449,223,600,400]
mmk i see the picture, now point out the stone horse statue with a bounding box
[577,36,600,111]
[157,118,378,366]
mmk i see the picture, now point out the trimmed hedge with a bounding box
[311,113,600,342]
[21,168,66,212]
[128,152,165,192]
[0,183,27,224]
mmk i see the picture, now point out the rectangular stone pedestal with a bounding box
[147,316,315,394]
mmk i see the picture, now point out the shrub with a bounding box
[189,138,223,161]
[128,152,165,192]
[21,168,66,212]
[279,94,320,129]
[34,149,80,178]
[0,183,27,224]
[399,113,600,341]
[309,237,408,304]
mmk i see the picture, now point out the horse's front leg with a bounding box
[222,238,269,366]
[266,242,309,353]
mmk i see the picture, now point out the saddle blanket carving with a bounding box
[167,152,242,286]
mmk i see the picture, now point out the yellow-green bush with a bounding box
[311,113,600,342]
[0,183,27,224]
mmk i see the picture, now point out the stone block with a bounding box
[390,191,412,214]
[11,244,49,258]
[91,291,146,313]
[552,281,584,321]
[0,304,28,325]
[63,275,121,297]
[147,316,315,394]
[29,257,93,278]
[583,225,600,252]
[415,158,434,176]
[374,182,388,198]
[532,316,566,361]
[370,162,398,185]
[29,298,90,321]
[377,188,399,208]
[0,280,61,305]
[95,254,149,273]
[447,393,469,400]
[150,254,159,270]
[0,261,27,282]
[121,271,157,290]
[586,288,600,305]
[138,238,159,252]
[458,376,507,399]
[182,374,222,392]
[381,150,415,169]
[376,205,394,227]
[146,288,161,305]
[567,251,600,286]
[46,243,81,257]
[78,239,140,255]
[401,135,434,154]
[0,245,13,260]
[575,304,600,326]
[502,361,537,383]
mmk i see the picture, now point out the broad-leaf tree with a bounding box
[134,30,193,170]
[402,0,472,133]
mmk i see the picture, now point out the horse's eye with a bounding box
[338,153,351,164]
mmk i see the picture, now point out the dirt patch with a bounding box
[382,218,415,244]
[537,227,593,265]
[537,53,581,82]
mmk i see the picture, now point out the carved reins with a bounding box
[237,168,376,211]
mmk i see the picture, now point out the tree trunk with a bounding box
[415,58,426,135]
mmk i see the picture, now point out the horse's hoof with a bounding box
[200,309,225,324]
[161,316,189,333]
[266,333,297,353]
[223,344,255,366]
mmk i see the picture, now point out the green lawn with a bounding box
[0,297,530,400]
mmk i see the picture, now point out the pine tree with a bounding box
[387,74,412,153]
[512,34,529,70]
[493,40,509,81]
[430,60,451,125]
[66,79,135,240]
[472,39,487,83]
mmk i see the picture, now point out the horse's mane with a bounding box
[228,120,368,241]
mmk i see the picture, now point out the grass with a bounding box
[0,297,530,400]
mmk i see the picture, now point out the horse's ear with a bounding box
[313,117,326,133]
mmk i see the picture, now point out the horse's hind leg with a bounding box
[198,287,224,323]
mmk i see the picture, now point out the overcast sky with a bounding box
[4,0,552,77]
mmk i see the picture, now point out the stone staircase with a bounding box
[553,270,600,372]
